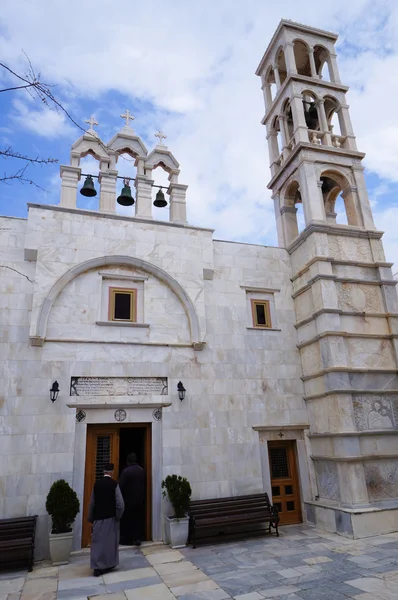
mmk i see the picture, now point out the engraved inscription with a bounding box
[70,377,168,396]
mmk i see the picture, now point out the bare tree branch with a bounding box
[1,146,58,165]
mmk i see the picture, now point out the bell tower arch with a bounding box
[257,21,398,536]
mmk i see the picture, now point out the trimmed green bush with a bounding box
[162,474,191,519]
[46,479,80,534]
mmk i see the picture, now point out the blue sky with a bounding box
[1,0,398,272]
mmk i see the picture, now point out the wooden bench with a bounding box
[0,516,37,572]
[188,493,279,548]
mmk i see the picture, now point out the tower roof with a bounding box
[255,19,338,76]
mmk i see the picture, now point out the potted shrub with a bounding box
[162,474,192,548]
[46,479,80,565]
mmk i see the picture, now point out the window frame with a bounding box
[108,287,137,323]
[251,299,272,329]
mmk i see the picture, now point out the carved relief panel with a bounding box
[336,283,382,313]
[353,395,398,431]
[328,236,372,262]
[347,338,395,370]
[365,460,398,501]
[314,460,341,501]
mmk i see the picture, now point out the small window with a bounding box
[109,288,136,322]
[251,300,272,329]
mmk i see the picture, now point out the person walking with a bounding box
[119,452,145,546]
[88,462,124,577]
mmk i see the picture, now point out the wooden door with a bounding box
[268,440,302,525]
[82,425,120,547]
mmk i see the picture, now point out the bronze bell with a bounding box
[117,181,134,206]
[153,189,167,208]
[80,175,97,197]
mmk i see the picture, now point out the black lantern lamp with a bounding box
[177,381,186,401]
[80,175,97,197]
[50,381,60,403]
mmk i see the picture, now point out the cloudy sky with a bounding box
[1,0,398,273]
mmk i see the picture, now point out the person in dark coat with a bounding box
[88,462,124,577]
[119,452,145,546]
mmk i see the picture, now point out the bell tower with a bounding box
[257,21,398,536]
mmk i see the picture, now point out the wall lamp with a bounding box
[50,381,60,403]
[177,381,186,401]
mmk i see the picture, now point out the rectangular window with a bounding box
[251,299,271,328]
[109,288,136,322]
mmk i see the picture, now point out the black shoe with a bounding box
[134,539,141,546]
[93,569,101,577]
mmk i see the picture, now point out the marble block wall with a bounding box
[0,206,307,557]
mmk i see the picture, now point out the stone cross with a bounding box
[278,430,284,438]
[85,115,98,133]
[155,130,167,144]
[121,110,135,127]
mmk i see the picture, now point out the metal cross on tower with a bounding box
[85,115,98,133]
[121,110,135,127]
[155,130,167,144]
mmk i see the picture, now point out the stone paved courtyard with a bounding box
[1,525,398,600]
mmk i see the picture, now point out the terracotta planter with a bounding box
[49,530,74,565]
[166,516,189,549]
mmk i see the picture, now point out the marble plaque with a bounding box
[70,376,168,396]
[314,460,341,501]
[365,461,398,502]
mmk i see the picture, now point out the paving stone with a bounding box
[87,594,126,600]
[177,590,231,600]
[103,567,157,584]
[233,593,263,600]
[147,551,185,566]
[124,583,176,599]
[161,570,210,588]
[258,586,300,598]
[57,585,106,600]
[0,580,25,595]
[105,576,162,593]
[170,580,219,597]
[154,562,199,577]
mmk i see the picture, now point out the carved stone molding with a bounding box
[314,460,341,501]
[365,460,398,501]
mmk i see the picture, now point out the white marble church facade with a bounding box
[1,20,398,560]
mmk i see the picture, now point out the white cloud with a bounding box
[1,0,398,269]
[11,98,75,139]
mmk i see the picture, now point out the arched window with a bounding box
[77,152,101,210]
[293,40,311,76]
[283,100,294,143]
[320,170,359,226]
[272,117,283,157]
[150,161,171,221]
[283,180,304,242]
[324,96,344,146]
[115,149,138,215]
[302,92,320,132]
[276,47,287,85]
[314,45,332,81]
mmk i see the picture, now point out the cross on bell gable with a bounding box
[155,130,167,145]
[121,110,135,128]
[85,115,98,133]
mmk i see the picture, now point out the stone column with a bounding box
[308,46,318,78]
[285,42,297,74]
[291,94,309,143]
[280,205,299,245]
[135,175,154,219]
[328,53,341,84]
[273,65,281,89]
[169,183,188,224]
[273,193,285,248]
[298,162,326,223]
[278,116,289,159]
[267,131,281,173]
[317,99,332,146]
[98,169,117,213]
[262,82,273,110]
[352,166,375,229]
[60,165,81,208]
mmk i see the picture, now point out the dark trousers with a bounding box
[120,504,144,544]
